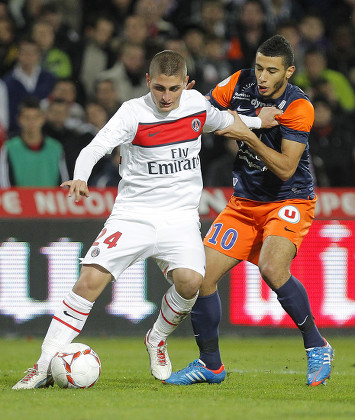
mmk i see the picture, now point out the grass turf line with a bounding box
[1,336,355,420]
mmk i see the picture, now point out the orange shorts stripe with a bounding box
[203,196,317,265]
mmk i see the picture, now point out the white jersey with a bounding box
[74,89,257,217]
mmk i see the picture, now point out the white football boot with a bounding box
[145,329,172,380]
[12,364,53,390]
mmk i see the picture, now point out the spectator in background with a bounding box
[40,78,85,130]
[309,96,355,187]
[134,0,177,44]
[227,0,271,68]
[121,14,161,60]
[0,97,68,187]
[199,0,227,38]
[0,78,9,136]
[298,13,329,53]
[96,41,147,103]
[0,78,7,147]
[31,19,72,78]
[277,20,305,75]
[75,15,116,98]
[75,101,110,185]
[327,24,355,88]
[89,146,122,187]
[39,1,80,55]
[7,0,43,36]
[263,0,304,33]
[3,37,56,134]
[198,35,231,94]
[294,48,355,112]
[181,25,206,83]
[79,101,108,137]
[42,98,87,178]
[0,0,8,19]
[0,16,18,77]
[94,79,121,119]
[82,0,136,36]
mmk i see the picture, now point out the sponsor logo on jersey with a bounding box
[191,118,201,132]
[147,156,200,175]
[238,147,266,171]
[236,106,250,113]
[278,206,300,224]
[232,92,251,101]
[149,130,162,137]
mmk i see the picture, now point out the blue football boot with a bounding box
[306,339,334,386]
[163,359,226,385]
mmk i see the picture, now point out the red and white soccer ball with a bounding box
[51,343,101,389]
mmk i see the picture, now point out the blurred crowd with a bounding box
[0,0,354,188]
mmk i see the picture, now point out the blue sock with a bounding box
[276,275,325,349]
[191,291,222,370]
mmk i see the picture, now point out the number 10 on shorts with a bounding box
[206,223,238,250]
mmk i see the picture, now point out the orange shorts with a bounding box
[203,195,317,265]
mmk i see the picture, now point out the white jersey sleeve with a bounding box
[74,102,138,182]
[203,99,234,133]
[202,97,261,133]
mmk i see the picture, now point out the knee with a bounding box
[258,262,288,289]
[173,269,203,299]
[73,264,112,300]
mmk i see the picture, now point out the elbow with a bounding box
[278,168,296,182]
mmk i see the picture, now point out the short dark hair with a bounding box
[149,50,187,78]
[18,96,41,114]
[257,35,294,68]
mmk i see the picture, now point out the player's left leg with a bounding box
[145,216,205,381]
[145,268,202,380]
[258,235,333,386]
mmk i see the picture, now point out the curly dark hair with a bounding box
[257,35,295,68]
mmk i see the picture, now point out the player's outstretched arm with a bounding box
[61,179,90,202]
[258,106,282,128]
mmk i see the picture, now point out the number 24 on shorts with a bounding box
[92,228,122,248]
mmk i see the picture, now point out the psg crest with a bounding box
[91,247,100,257]
[191,118,201,132]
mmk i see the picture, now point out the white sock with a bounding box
[37,290,93,372]
[148,285,199,346]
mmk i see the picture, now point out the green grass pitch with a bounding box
[1,335,355,420]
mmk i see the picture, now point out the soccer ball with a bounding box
[51,343,101,388]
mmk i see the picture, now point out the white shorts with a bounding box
[81,213,206,282]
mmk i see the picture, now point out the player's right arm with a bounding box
[61,102,137,201]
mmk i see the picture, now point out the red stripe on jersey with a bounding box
[132,111,206,147]
[53,316,81,333]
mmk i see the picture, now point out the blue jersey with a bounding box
[208,69,315,202]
